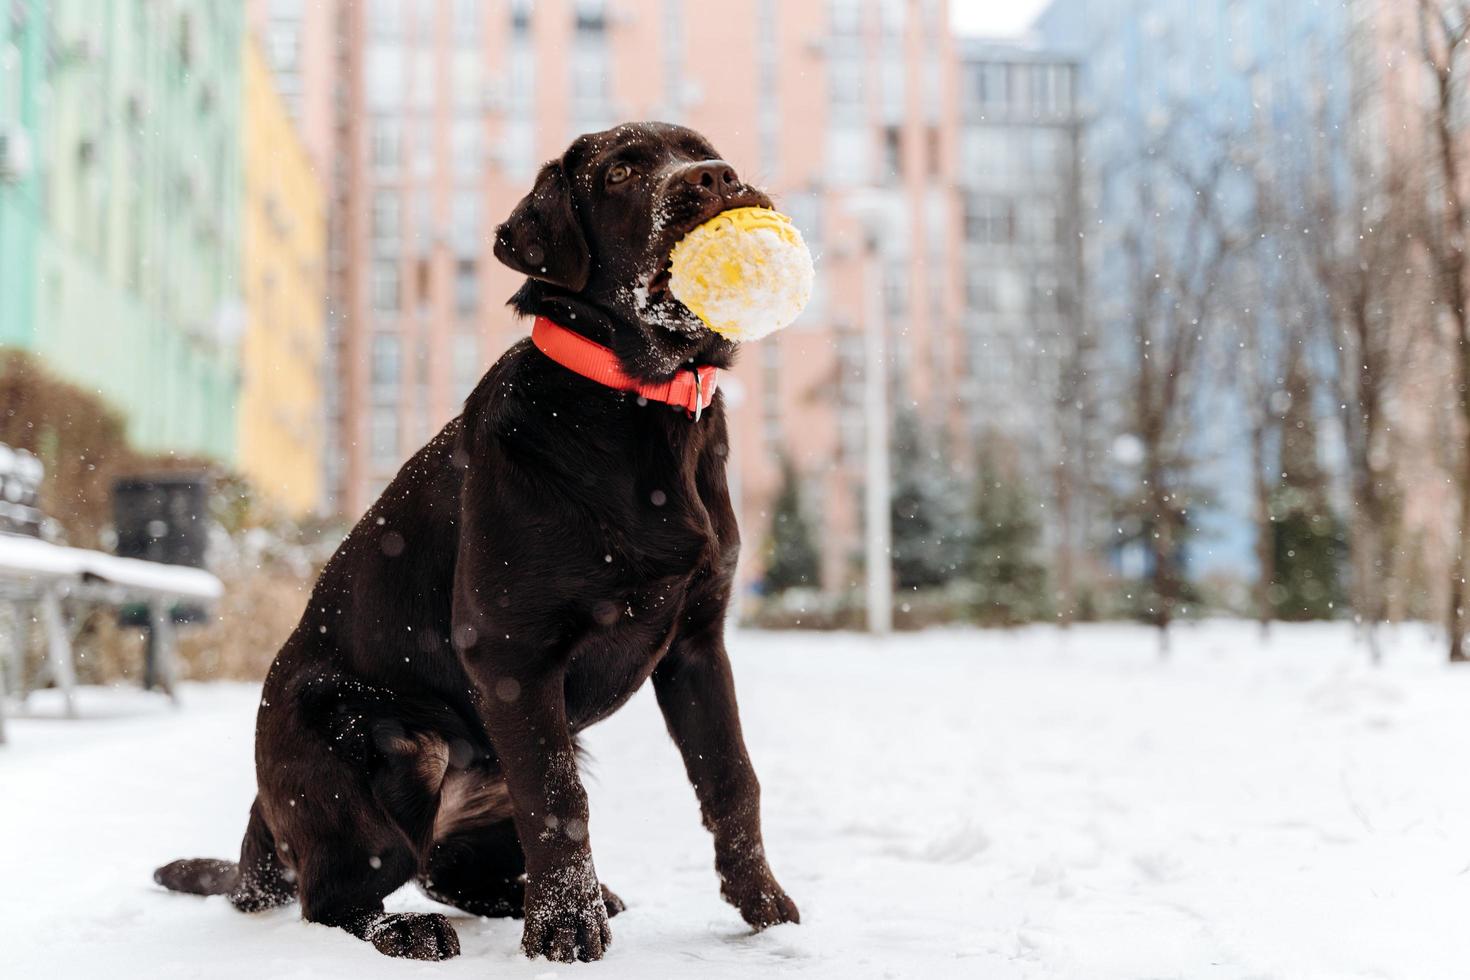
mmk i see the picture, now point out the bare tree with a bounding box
[1415,0,1470,662]
[1301,152,1419,663]
[1231,274,1294,641]
[1231,151,1301,641]
[1112,126,1244,652]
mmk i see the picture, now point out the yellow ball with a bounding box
[668,207,815,341]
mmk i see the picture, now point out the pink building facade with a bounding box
[292,0,965,595]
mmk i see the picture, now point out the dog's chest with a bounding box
[562,495,728,730]
[561,571,691,730]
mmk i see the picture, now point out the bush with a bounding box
[0,348,343,686]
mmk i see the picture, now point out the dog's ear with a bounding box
[493,161,591,292]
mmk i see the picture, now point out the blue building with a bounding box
[1034,0,1355,580]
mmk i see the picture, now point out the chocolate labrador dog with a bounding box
[155,122,798,963]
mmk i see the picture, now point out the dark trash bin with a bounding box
[112,474,212,689]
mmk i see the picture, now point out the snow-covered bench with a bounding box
[0,534,223,743]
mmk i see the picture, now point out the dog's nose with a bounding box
[682,160,740,196]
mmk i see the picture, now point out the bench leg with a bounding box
[0,603,15,744]
[148,600,181,704]
[38,588,77,719]
[0,641,8,745]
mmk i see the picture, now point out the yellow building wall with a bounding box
[240,39,327,515]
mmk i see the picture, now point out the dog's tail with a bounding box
[154,857,239,896]
[154,799,295,911]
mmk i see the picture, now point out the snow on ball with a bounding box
[667,207,814,341]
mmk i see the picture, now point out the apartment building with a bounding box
[240,36,329,514]
[304,0,963,592]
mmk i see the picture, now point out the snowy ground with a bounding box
[3,621,1470,979]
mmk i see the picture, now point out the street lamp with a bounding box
[845,191,905,636]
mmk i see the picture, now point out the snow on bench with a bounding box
[0,535,223,743]
[0,534,222,600]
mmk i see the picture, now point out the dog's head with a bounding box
[494,122,772,342]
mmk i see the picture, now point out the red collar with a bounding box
[530,316,719,421]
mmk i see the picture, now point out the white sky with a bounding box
[950,0,1054,37]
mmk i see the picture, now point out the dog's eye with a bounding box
[607,163,633,185]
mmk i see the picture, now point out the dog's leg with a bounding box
[469,658,612,963]
[421,817,627,920]
[652,620,800,930]
[420,816,525,918]
[297,844,460,961]
[154,798,294,912]
[230,798,295,911]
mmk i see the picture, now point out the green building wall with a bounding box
[18,1,244,462]
[0,1,46,349]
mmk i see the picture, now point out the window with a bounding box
[965,275,995,313]
[451,190,481,255]
[1055,65,1074,116]
[416,259,431,310]
[411,117,433,177]
[451,118,483,177]
[879,0,906,34]
[1025,199,1058,245]
[882,126,902,183]
[452,0,481,43]
[964,195,1015,245]
[370,117,401,176]
[501,117,535,179]
[925,188,947,254]
[880,54,905,120]
[410,0,434,41]
[453,50,480,111]
[371,260,400,311]
[365,44,404,110]
[978,63,1009,113]
[409,188,432,254]
[923,60,942,122]
[455,259,478,314]
[1033,274,1062,313]
[372,191,400,243]
[1,42,20,135]
[574,0,608,31]
[508,45,535,108]
[1028,129,1061,174]
[572,49,609,108]
[1031,65,1053,117]
[784,191,823,249]
[883,261,907,317]
[829,57,863,119]
[371,333,401,392]
[510,0,532,34]
[370,405,400,463]
[830,0,862,35]
[960,129,1003,179]
[266,24,300,77]
[453,331,480,398]
[410,50,434,110]
[368,0,400,38]
[572,1,609,112]
[827,125,868,185]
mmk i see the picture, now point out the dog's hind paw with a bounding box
[366,912,461,960]
[600,883,626,917]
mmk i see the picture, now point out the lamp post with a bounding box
[846,192,904,636]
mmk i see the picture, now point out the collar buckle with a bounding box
[689,368,705,423]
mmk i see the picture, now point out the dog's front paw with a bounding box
[720,867,800,931]
[521,863,612,962]
[366,912,461,960]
